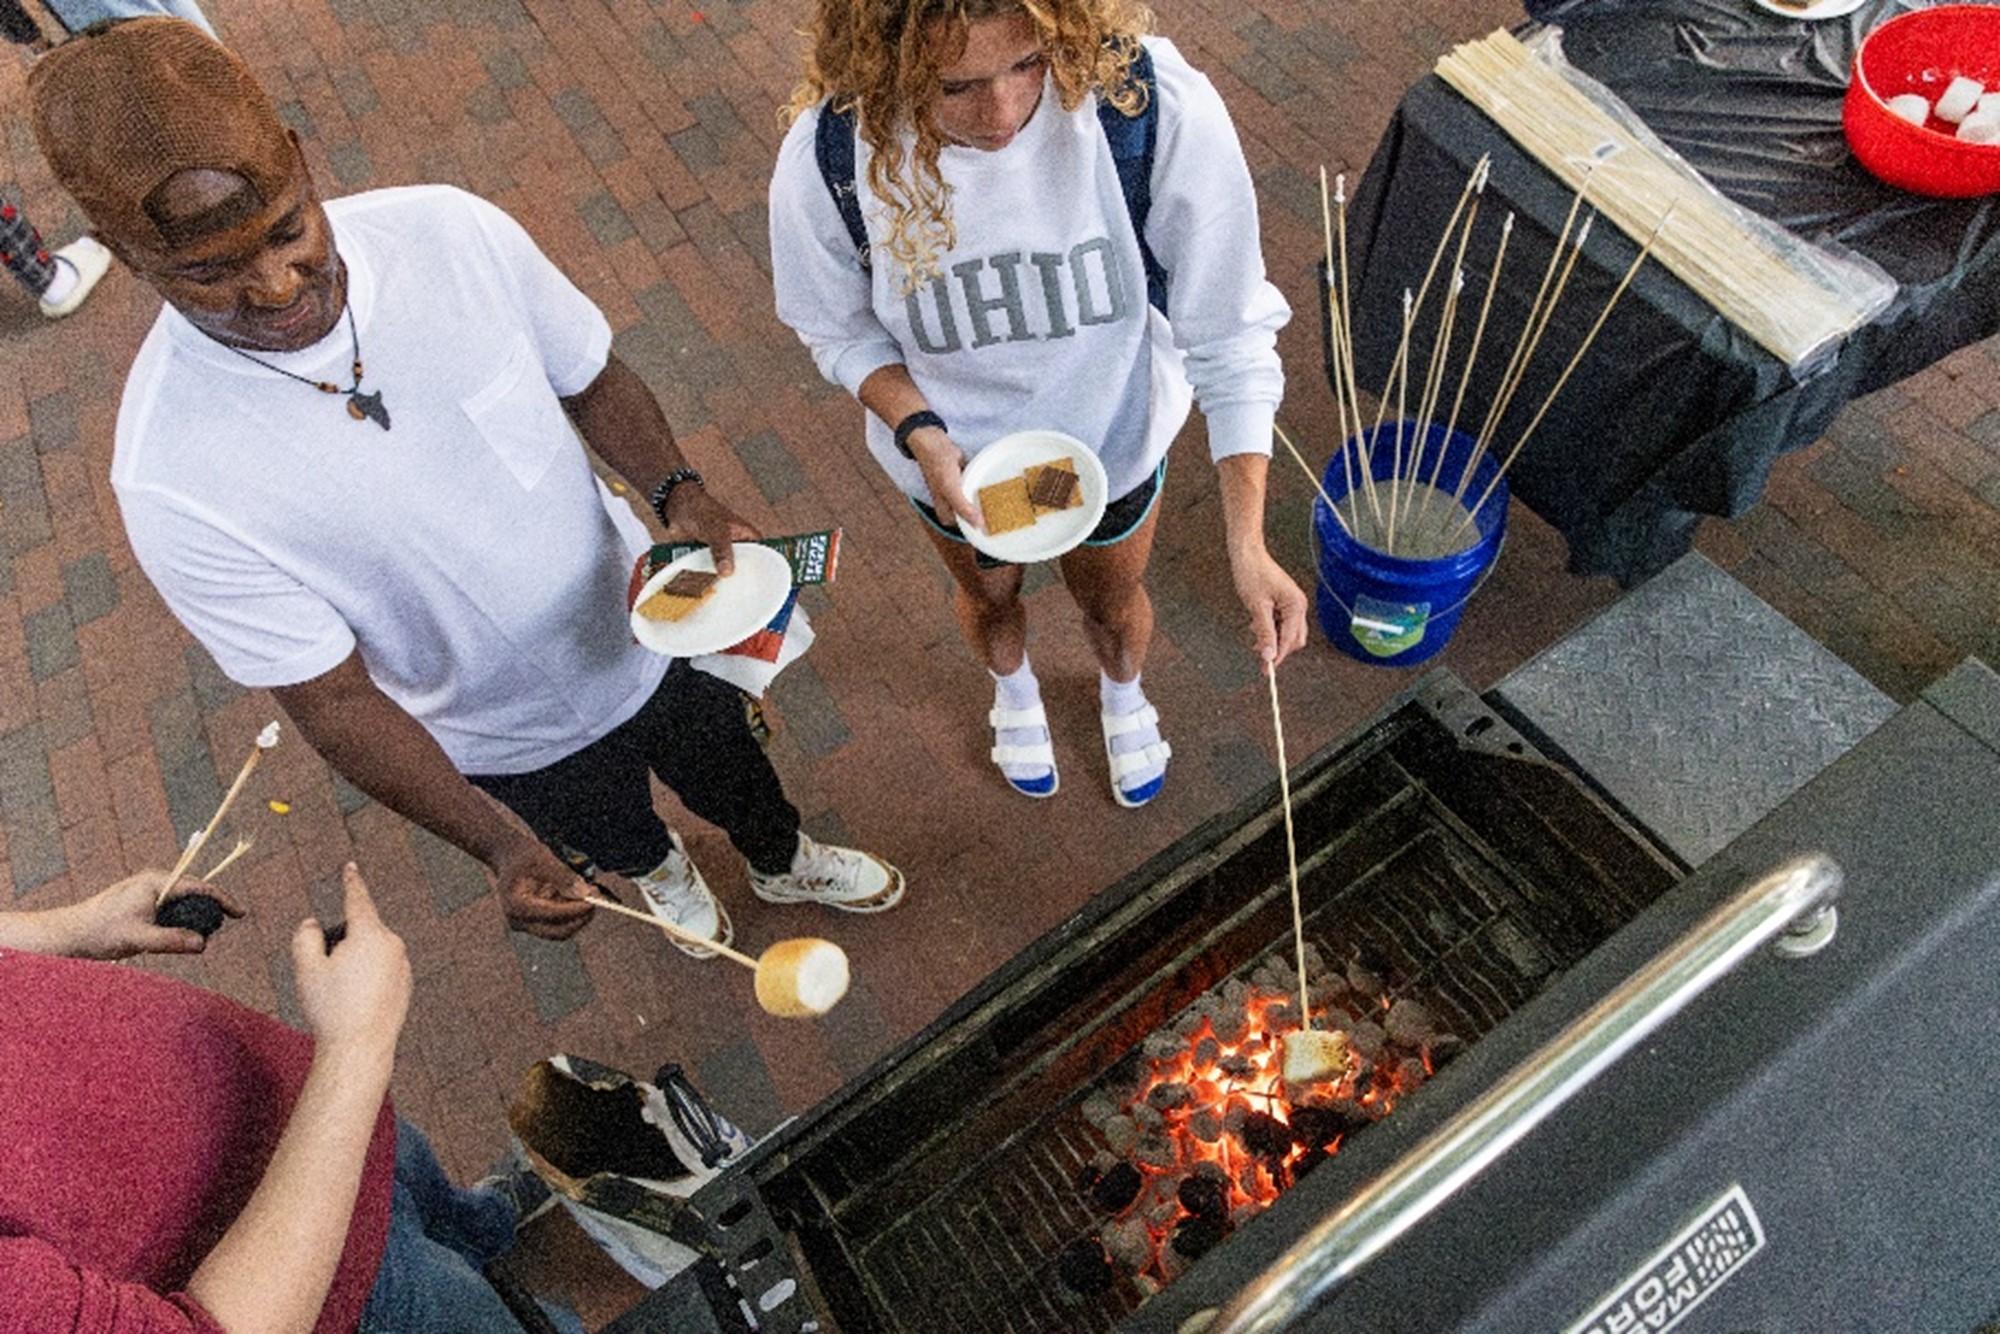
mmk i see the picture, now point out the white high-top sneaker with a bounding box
[748,834,906,913]
[632,832,733,958]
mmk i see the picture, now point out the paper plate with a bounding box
[629,543,794,657]
[958,430,1110,564]
[1751,0,1868,20]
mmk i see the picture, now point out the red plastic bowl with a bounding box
[1845,4,2000,196]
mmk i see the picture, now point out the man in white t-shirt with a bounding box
[29,18,905,952]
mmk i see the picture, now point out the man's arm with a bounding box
[1217,454,1309,664]
[270,651,592,939]
[561,351,759,574]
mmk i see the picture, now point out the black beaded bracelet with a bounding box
[893,409,947,460]
[648,467,704,524]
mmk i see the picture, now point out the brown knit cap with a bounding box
[27,17,297,251]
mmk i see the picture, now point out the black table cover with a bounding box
[1343,0,2000,583]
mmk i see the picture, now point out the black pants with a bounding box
[468,662,800,878]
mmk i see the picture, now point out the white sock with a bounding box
[39,257,77,305]
[1101,671,1167,791]
[991,657,1052,783]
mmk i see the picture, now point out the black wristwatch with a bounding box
[893,409,947,460]
[648,467,704,524]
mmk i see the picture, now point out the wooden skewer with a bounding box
[1266,661,1311,1027]
[1319,167,1361,522]
[1452,209,1673,542]
[1273,422,1352,537]
[584,893,761,969]
[157,726,278,906]
[1400,173,1487,536]
[1332,172,1386,535]
[1475,212,1593,475]
[1388,290,1413,554]
[1415,212,1515,540]
[199,838,254,881]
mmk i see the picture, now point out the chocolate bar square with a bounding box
[1027,465,1079,510]
[661,569,719,598]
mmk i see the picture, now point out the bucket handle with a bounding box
[1308,501,1508,630]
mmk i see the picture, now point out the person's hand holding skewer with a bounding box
[660,479,760,577]
[55,869,247,959]
[486,831,595,940]
[1232,545,1310,666]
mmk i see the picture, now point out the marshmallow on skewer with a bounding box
[1281,1028,1352,1086]
[257,721,281,749]
[754,938,851,1018]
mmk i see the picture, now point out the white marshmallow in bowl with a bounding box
[1888,93,1933,127]
[1935,75,1986,123]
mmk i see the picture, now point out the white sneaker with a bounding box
[38,237,110,319]
[632,832,733,959]
[749,834,905,914]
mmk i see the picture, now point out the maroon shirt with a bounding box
[0,949,396,1333]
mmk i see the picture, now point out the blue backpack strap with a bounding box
[814,101,872,273]
[1097,43,1166,314]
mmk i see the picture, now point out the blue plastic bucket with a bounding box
[1312,419,1507,667]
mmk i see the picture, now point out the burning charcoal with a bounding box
[1057,1237,1116,1296]
[1092,1148,1121,1174]
[1173,1010,1206,1040]
[1286,1105,1345,1150]
[1188,1109,1224,1143]
[1135,1134,1179,1170]
[1080,1092,1120,1128]
[1133,1273,1162,1300]
[1158,1236,1195,1282]
[1292,1147,1331,1181]
[1300,943,1327,974]
[1349,1020,1388,1061]
[1090,1161,1143,1213]
[1429,1033,1466,1065]
[1217,1053,1255,1080]
[1346,958,1386,1000]
[1076,1162,1104,1194]
[1266,1001,1301,1030]
[1384,1000,1438,1047]
[1231,1202,1262,1229]
[1395,1057,1428,1093]
[1102,1114,1140,1155]
[1132,1103,1165,1133]
[1222,1102,1250,1136]
[1222,978,1252,1011]
[1172,1214,1229,1260]
[1178,1175,1229,1220]
[1193,1035,1221,1067]
[1144,1191,1181,1229]
[1211,1011,1252,1046]
[1105,1053,1150,1101]
[1194,992,1226,1019]
[1240,1111,1292,1160]
[1192,1159,1229,1186]
[1102,1216,1154,1271]
[1142,1032,1185,1062]
[1307,980,1346,1009]
[1146,1082,1192,1112]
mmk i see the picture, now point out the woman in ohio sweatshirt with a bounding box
[769,0,1307,808]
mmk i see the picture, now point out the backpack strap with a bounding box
[814,101,872,273]
[1097,43,1166,314]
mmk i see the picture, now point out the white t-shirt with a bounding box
[768,37,1289,504]
[113,185,668,775]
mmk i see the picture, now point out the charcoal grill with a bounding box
[607,664,2000,1333]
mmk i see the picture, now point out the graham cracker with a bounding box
[978,476,1036,535]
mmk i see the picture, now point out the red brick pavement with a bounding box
[1,0,1996,1272]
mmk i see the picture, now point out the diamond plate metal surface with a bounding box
[1493,553,1896,865]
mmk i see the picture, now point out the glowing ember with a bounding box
[1072,946,1457,1296]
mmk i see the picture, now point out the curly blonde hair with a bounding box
[787,0,1153,286]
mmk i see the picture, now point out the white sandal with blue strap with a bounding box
[1101,702,1171,808]
[991,702,1059,798]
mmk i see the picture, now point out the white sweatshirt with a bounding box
[769,36,1290,504]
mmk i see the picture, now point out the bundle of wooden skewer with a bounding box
[1275,153,1669,559]
[1435,29,1884,369]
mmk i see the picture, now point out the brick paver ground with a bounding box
[2,0,1996,1312]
